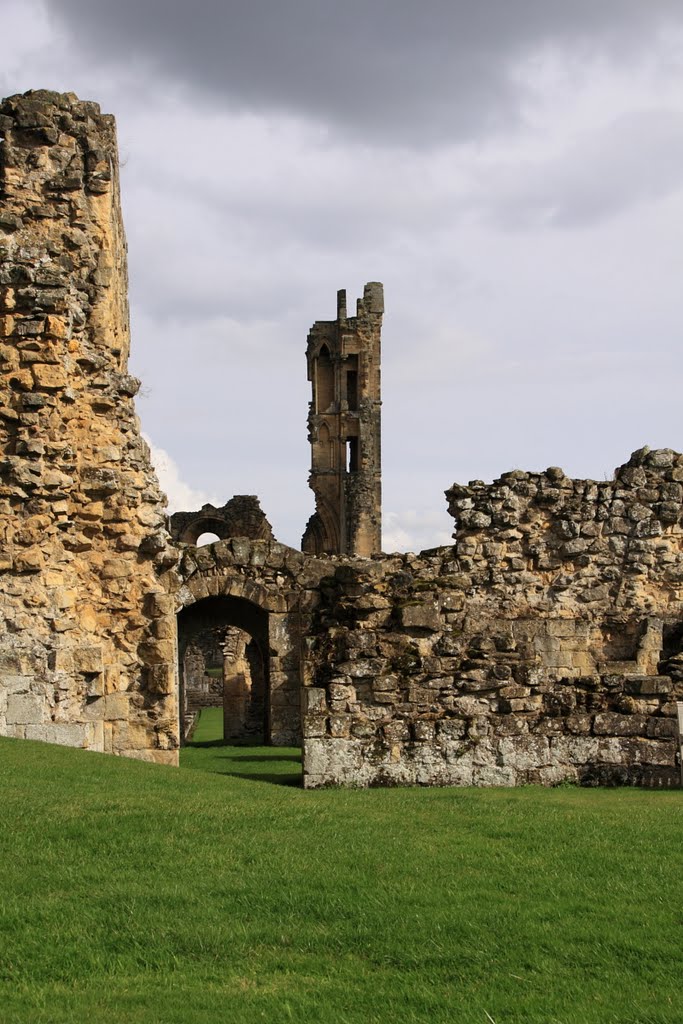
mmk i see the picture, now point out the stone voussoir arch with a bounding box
[178,573,290,615]
[176,538,309,746]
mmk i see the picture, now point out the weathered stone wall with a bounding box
[0,91,178,763]
[3,89,682,790]
[183,626,224,715]
[174,537,329,745]
[302,450,683,787]
[170,495,273,545]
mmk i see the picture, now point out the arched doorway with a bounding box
[177,595,271,743]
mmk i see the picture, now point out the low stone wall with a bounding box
[302,450,683,787]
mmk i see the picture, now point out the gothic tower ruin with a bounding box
[301,282,383,556]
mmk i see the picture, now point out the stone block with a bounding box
[303,714,327,738]
[31,363,66,390]
[329,715,351,739]
[593,712,648,736]
[328,683,356,704]
[14,547,45,573]
[80,467,120,495]
[413,719,436,741]
[73,645,103,674]
[25,723,89,747]
[550,735,600,765]
[408,684,436,704]
[146,592,175,618]
[399,602,441,632]
[467,717,490,740]
[647,717,677,739]
[145,664,176,694]
[100,558,133,579]
[529,765,578,786]
[85,673,105,697]
[437,753,474,785]
[230,538,251,565]
[383,720,410,742]
[499,695,543,713]
[302,687,327,712]
[102,693,130,721]
[342,659,381,679]
[139,640,175,667]
[566,713,592,735]
[6,693,46,725]
[492,714,527,736]
[112,720,155,751]
[372,674,399,692]
[303,737,364,779]
[436,718,467,740]
[625,675,672,696]
[473,764,517,786]
[633,739,676,766]
[497,734,551,769]
[1,672,34,693]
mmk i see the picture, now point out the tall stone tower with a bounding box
[0,91,178,763]
[302,282,383,556]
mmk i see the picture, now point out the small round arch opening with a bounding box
[196,531,221,546]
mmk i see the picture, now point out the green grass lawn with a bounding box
[1,710,682,1024]
[185,707,300,784]
[187,704,225,743]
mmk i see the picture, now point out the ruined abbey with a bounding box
[2,90,683,787]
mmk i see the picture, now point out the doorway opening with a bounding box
[178,595,270,744]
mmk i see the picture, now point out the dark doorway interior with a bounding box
[178,596,270,744]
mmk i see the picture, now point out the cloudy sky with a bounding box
[2,1,683,550]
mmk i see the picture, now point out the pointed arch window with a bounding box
[315,345,335,413]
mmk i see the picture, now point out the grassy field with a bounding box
[1,710,682,1024]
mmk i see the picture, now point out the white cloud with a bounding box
[144,436,217,513]
[4,2,683,557]
[383,510,453,555]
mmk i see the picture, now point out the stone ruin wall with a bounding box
[2,89,683,788]
[0,91,178,763]
[301,450,683,787]
[170,495,273,546]
[168,459,683,789]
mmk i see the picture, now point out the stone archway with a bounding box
[176,569,303,746]
[178,595,271,742]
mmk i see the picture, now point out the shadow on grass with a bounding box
[182,738,303,787]
[223,771,302,786]
[219,753,301,764]
[186,737,267,749]
[186,743,300,764]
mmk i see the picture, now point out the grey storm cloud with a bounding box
[479,109,683,229]
[47,0,683,144]
[5,0,683,549]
